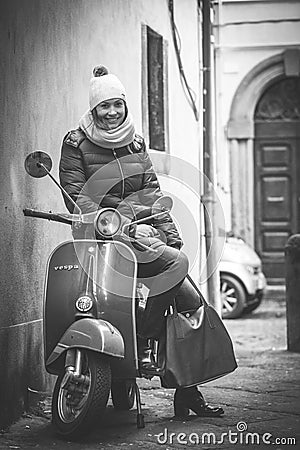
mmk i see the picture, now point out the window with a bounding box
[142,25,168,152]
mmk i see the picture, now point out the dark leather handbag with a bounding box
[157,279,237,388]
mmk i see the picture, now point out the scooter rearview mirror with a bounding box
[24,151,82,216]
[25,151,53,178]
[152,195,173,213]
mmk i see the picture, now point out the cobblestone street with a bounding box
[1,295,299,449]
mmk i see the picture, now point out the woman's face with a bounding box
[95,98,126,130]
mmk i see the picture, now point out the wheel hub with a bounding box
[58,370,91,422]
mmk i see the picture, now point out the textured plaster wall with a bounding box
[0,0,203,427]
[0,0,147,428]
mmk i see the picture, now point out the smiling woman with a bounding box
[58,64,225,421]
[78,65,135,149]
[95,98,126,130]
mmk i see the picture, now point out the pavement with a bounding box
[1,291,299,449]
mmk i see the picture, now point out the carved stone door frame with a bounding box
[227,50,300,260]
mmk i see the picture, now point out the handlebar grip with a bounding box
[23,208,52,219]
[23,208,72,224]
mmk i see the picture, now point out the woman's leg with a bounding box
[136,240,189,339]
[174,386,224,417]
[132,239,188,375]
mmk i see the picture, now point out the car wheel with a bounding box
[220,273,246,319]
[243,297,262,314]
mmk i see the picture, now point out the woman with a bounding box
[59,65,224,418]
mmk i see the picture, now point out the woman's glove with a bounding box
[134,224,160,239]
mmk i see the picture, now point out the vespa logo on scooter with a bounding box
[54,264,79,271]
[75,295,94,313]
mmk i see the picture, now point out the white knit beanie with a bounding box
[89,65,127,111]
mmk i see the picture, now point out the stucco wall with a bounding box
[0,0,203,427]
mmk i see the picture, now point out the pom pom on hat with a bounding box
[89,65,127,111]
[93,65,109,77]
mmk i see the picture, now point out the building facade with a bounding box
[213,0,300,284]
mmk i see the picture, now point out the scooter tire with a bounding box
[52,350,111,439]
[111,379,135,410]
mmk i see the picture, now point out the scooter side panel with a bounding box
[44,241,84,365]
[44,240,138,378]
[91,241,139,379]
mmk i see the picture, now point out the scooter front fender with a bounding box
[46,318,124,371]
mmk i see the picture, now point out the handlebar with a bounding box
[23,208,73,225]
[23,208,160,253]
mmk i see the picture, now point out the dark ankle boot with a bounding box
[174,387,224,418]
[137,337,163,376]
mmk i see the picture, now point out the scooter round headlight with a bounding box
[94,208,122,238]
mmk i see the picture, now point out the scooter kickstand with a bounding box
[134,381,145,428]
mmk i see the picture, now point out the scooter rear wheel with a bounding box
[52,350,111,439]
[111,379,135,410]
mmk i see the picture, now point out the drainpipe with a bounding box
[201,0,222,314]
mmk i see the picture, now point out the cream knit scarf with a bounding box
[79,110,135,149]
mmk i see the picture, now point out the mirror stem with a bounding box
[37,163,82,217]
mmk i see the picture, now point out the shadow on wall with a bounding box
[0,319,55,429]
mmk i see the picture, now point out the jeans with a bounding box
[134,237,202,339]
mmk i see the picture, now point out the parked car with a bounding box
[219,234,267,319]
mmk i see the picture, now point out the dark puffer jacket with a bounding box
[59,129,183,249]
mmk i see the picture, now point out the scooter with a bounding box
[23,151,172,439]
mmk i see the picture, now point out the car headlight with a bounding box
[94,208,122,238]
[246,265,260,275]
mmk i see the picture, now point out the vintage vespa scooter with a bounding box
[23,151,172,439]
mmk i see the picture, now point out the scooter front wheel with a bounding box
[52,350,111,439]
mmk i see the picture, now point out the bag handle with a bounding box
[186,274,209,307]
[171,275,216,329]
[169,274,209,313]
[187,275,219,328]
[170,274,209,314]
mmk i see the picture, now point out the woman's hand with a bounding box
[134,224,159,239]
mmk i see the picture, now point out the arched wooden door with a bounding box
[254,77,300,284]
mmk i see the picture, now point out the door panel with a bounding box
[254,128,299,283]
[262,145,290,166]
[262,176,291,220]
